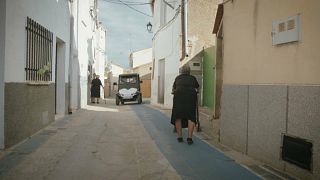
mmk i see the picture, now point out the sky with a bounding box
[98,0,153,68]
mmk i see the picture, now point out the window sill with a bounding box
[27,81,51,86]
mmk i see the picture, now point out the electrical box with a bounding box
[272,14,300,45]
[189,60,202,72]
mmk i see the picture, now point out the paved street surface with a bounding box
[0,99,261,180]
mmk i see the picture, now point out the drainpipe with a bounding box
[180,0,186,61]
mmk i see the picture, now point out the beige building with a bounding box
[129,48,152,68]
[132,62,152,98]
[213,0,320,179]
[129,48,153,98]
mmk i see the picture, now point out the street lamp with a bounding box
[147,22,152,33]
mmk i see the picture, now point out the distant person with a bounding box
[171,64,199,145]
[91,74,103,104]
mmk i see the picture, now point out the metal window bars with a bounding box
[25,17,53,81]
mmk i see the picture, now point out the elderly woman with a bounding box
[171,64,199,144]
[91,74,103,104]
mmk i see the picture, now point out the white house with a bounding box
[110,62,125,82]
[1,0,71,148]
[70,0,106,108]
[129,48,152,68]
[150,0,181,108]
[92,24,107,99]
[0,0,106,149]
[150,0,217,108]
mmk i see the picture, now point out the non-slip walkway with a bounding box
[132,104,261,180]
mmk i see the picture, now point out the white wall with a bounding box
[111,63,124,77]
[94,25,106,99]
[5,0,70,83]
[151,0,181,108]
[78,0,93,107]
[4,0,71,119]
[132,48,152,68]
[111,63,124,83]
[56,41,67,115]
[0,0,6,149]
[69,0,80,111]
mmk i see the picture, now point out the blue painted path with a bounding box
[132,105,261,180]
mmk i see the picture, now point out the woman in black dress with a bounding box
[171,64,199,144]
[91,75,103,104]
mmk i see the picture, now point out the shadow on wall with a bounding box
[87,38,94,104]
[69,14,81,111]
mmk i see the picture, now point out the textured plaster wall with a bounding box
[4,83,55,148]
[186,0,216,58]
[223,0,320,84]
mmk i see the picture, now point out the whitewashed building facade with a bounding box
[0,0,106,149]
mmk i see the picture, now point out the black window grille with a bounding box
[25,17,53,81]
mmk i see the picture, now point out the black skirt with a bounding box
[171,89,197,128]
[91,86,101,98]
[91,79,102,98]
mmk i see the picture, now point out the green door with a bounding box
[202,46,215,109]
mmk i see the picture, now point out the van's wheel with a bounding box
[121,100,124,105]
[116,96,120,105]
[138,94,142,104]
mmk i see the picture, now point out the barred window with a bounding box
[25,17,53,81]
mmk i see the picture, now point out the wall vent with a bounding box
[281,135,313,171]
[272,14,300,45]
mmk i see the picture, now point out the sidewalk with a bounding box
[157,105,296,180]
[133,104,260,180]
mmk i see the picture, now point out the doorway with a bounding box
[158,59,165,104]
[55,38,66,116]
[214,24,223,119]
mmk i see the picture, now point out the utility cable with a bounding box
[117,0,152,17]
[102,0,151,5]
[101,0,152,17]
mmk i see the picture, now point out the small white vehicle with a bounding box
[115,73,142,105]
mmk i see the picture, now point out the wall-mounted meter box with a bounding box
[272,14,300,45]
[189,60,202,72]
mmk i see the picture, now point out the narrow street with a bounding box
[0,100,260,180]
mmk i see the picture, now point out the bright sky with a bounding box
[98,0,153,68]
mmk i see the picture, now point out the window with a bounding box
[25,17,53,81]
[119,76,137,84]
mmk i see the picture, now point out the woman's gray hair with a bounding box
[179,63,190,75]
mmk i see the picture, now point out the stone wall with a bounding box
[4,83,55,148]
[220,84,320,179]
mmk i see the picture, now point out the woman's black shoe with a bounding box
[187,138,193,145]
[177,137,183,142]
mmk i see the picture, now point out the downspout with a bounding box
[180,0,186,61]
